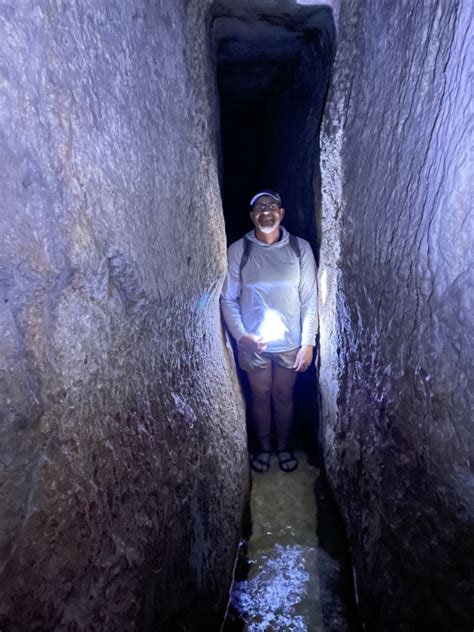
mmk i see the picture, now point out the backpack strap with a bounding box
[240,236,252,277]
[289,233,301,261]
[240,233,301,277]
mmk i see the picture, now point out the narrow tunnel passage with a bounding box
[210,3,358,629]
[214,1,333,251]
[213,0,335,461]
[0,1,471,630]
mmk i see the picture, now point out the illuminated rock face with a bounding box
[319,1,473,630]
[0,2,248,630]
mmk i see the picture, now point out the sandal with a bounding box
[277,450,298,473]
[250,450,271,473]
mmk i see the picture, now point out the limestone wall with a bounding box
[0,2,248,630]
[319,1,473,629]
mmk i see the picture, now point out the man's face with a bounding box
[250,196,284,234]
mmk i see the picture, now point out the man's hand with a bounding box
[293,344,313,372]
[239,333,267,353]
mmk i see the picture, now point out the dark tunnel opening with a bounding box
[211,2,335,460]
[210,5,361,629]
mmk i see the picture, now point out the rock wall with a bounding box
[0,1,248,630]
[319,1,473,630]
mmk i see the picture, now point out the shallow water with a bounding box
[223,452,358,631]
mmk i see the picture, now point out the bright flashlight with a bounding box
[257,309,288,343]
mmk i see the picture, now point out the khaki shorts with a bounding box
[237,347,299,372]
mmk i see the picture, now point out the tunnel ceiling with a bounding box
[212,0,334,99]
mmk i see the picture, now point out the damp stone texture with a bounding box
[319,1,473,630]
[0,2,248,630]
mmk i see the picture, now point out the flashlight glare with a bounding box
[258,309,287,342]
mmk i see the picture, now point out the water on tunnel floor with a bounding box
[223,453,359,631]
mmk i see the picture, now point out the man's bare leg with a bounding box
[272,364,297,452]
[247,365,273,452]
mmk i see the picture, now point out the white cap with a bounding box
[250,190,282,206]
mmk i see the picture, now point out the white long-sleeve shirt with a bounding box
[220,227,318,353]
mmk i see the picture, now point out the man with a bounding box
[221,190,318,473]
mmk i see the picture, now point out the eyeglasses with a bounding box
[253,202,280,212]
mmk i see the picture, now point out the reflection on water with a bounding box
[223,453,359,631]
[230,543,320,631]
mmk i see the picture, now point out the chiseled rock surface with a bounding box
[0,1,248,630]
[319,1,473,629]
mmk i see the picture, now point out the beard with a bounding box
[258,224,276,234]
[257,217,279,233]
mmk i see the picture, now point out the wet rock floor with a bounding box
[223,452,360,631]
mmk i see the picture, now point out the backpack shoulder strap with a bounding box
[240,236,252,277]
[240,233,301,277]
[289,233,301,261]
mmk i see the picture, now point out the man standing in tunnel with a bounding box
[221,190,318,473]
